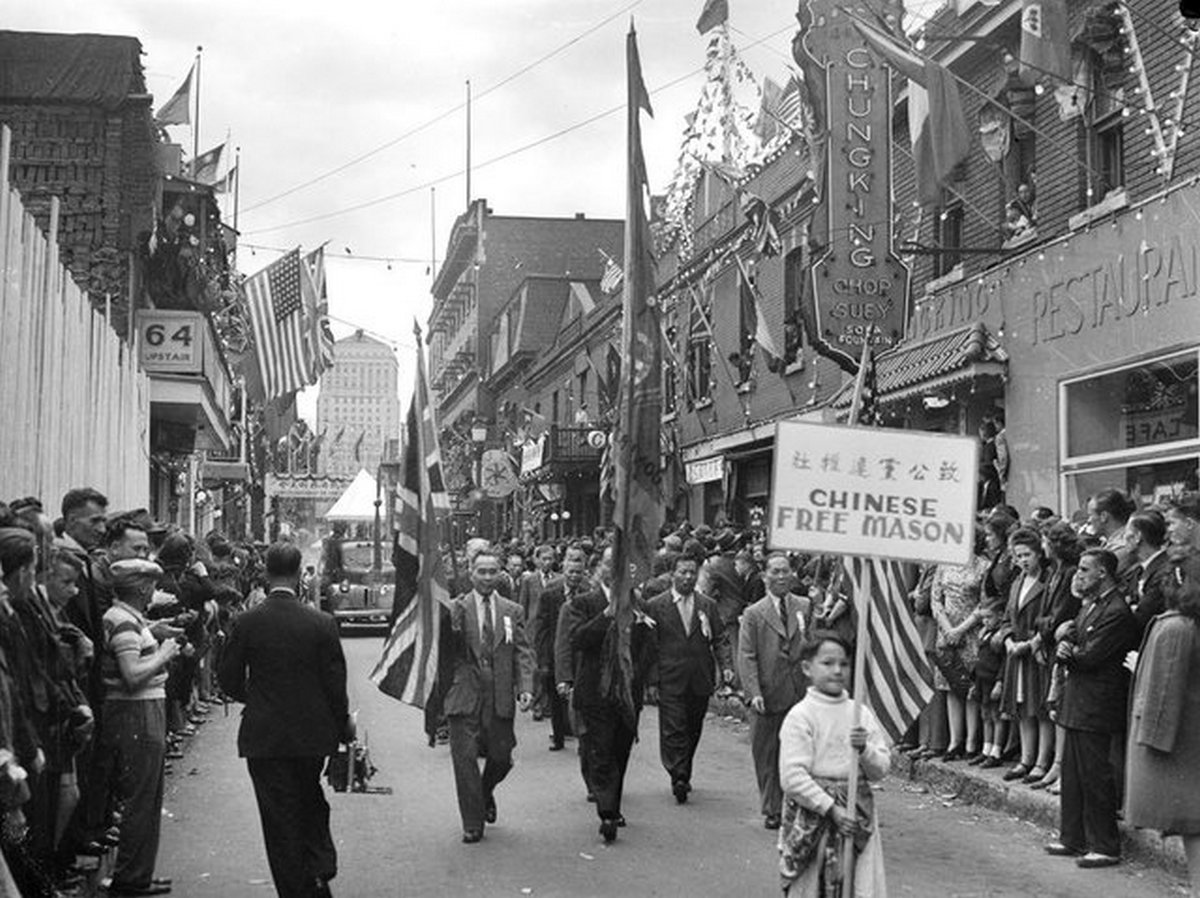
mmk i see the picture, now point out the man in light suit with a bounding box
[219,543,351,898]
[737,552,811,829]
[646,555,733,803]
[441,549,535,843]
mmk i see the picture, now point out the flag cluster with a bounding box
[243,247,335,402]
[371,328,451,715]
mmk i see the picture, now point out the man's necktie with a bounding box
[779,596,789,638]
[481,595,494,664]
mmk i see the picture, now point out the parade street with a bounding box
[153,638,1186,898]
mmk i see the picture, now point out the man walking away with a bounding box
[219,543,351,898]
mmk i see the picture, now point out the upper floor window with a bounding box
[932,192,964,279]
[687,286,714,406]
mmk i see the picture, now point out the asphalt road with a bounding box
[155,637,1189,897]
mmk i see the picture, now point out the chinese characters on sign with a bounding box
[768,421,978,565]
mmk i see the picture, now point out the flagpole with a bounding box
[842,556,873,898]
[430,187,437,284]
[192,46,202,179]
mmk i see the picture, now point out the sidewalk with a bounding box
[709,693,1189,876]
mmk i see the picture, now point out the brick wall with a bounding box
[1,97,158,322]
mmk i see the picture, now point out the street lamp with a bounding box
[550,510,560,540]
[560,507,572,537]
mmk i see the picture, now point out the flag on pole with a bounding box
[606,24,662,729]
[696,0,730,34]
[840,556,934,743]
[371,323,451,723]
[853,20,971,205]
[1019,0,1071,86]
[155,66,193,126]
[191,142,225,184]
[735,255,784,373]
[599,252,624,295]
[212,165,237,194]
[847,337,881,425]
[244,250,312,401]
[301,247,336,380]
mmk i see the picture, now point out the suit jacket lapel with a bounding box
[766,594,787,637]
[464,595,481,657]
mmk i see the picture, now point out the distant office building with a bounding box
[316,331,401,477]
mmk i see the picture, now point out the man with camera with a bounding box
[219,542,351,898]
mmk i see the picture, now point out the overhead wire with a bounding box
[240,0,644,215]
[243,24,796,237]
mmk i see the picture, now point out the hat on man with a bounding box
[109,559,163,592]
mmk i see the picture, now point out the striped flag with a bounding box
[776,72,805,130]
[840,557,934,743]
[301,247,336,380]
[245,249,311,401]
[370,323,451,719]
[599,252,624,295]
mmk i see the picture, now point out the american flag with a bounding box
[599,252,624,295]
[301,247,336,380]
[245,249,311,401]
[776,71,805,131]
[370,325,450,719]
[840,338,933,743]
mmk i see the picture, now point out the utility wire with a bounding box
[240,0,644,215]
[243,25,795,236]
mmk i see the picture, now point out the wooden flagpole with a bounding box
[841,334,874,898]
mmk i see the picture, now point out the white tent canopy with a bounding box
[323,469,379,521]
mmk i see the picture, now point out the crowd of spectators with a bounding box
[0,488,265,897]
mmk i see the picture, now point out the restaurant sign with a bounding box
[795,0,911,374]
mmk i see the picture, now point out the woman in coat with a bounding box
[999,527,1052,784]
[1126,548,1200,895]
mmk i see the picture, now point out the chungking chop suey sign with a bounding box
[768,421,977,566]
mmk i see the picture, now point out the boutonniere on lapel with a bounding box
[698,610,712,640]
[450,602,466,633]
[795,610,806,637]
[503,615,514,644]
[635,609,656,628]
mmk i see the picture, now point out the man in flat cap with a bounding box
[97,558,182,896]
[220,542,350,898]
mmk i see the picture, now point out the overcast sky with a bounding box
[14,1,822,418]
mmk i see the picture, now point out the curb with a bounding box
[891,751,1189,875]
[707,695,1187,876]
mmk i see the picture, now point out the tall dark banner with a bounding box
[794,0,911,374]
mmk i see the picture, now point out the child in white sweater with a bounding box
[778,632,890,897]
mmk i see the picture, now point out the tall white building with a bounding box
[316,331,401,477]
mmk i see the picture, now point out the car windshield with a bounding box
[340,544,394,573]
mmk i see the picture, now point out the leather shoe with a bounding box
[615,814,626,827]
[980,756,1003,769]
[1045,842,1082,857]
[672,781,689,804]
[1076,852,1120,868]
[108,883,172,896]
[599,819,618,843]
[1002,764,1030,781]
[548,742,564,752]
[942,746,966,762]
[484,795,497,824]
[461,829,483,844]
[151,878,173,887]
[764,814,781,830]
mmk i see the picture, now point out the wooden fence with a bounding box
[0,124,149,512]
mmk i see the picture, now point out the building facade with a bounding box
[316,331,401,478]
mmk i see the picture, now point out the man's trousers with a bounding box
[448,710,516,832]
[750,709,787,817]
[580,704,636,822]
[247,756,336,898]
[1059,727,1121,858]
[657,691,709,787]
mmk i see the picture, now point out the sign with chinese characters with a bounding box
[768,421,978,565]
[685,455,724,485]
[795,0,911,374]
[137,310,205,374]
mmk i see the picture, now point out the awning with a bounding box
[831,322,1008,409]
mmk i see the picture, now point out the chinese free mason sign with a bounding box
[768,421,978,566]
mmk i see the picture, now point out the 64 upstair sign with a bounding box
[137,310,206,374]
[794,0,911,374]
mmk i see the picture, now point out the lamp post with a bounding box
[560,507,572,538]
[471,422,488,538]
[549,510,560,540]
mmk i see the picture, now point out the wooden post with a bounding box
[842,556,873,898]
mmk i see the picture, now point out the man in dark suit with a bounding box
[219,543,351,898]
[536,552,584,751]
[440,549,534,843]
[646,555,733,803]
[520,544,560,720]
[565,546,655,842]
[736,552,810,829]
[1124,510,1172,635]
[698,530,746,694]
[1045,549,1138,869]
[551,549,598,797]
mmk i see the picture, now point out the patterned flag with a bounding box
[839,556,934,743]
[301,247,336,380]
[776,72,805,130]
[154,66,192,126]
[1019,0,1070,86]
[735,255,784,373]
[244,249,312,401]
[371,324,451,724]
[212,165,237,194]
[191,142,225,184]
[606,24,662,730]
[599,252,624,295]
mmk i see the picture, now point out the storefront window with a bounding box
[1061,349,1200,512]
